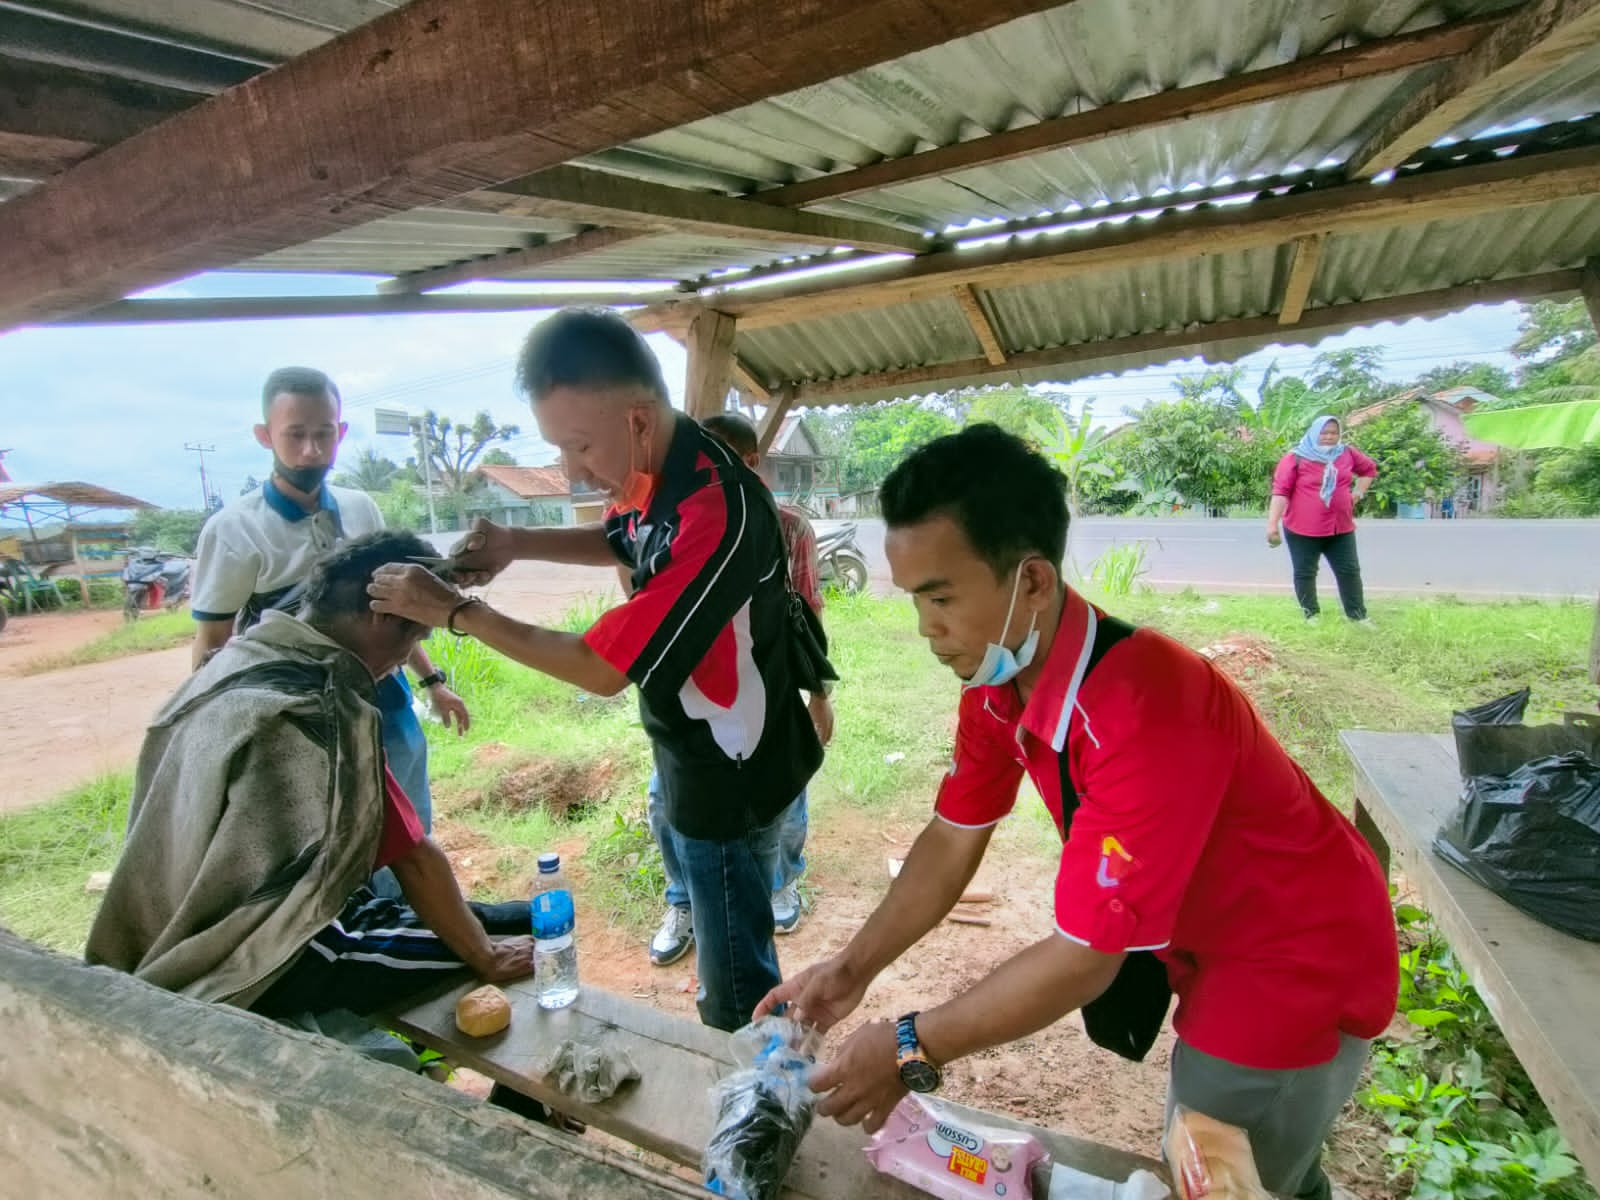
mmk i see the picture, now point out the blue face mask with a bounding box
[964,561,1040,690]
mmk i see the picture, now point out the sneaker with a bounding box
[771,881,803,934]
[649,905,694,966]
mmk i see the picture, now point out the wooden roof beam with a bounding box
[1277,233,1328,326]
[378,164,929,295]
[634,141,1600,332]
[0,0,1077,329]
[1351,0,1600,177]
[953,284,1008,365]
[47,290,671,326]
[751,18,1496,209]
[794,270,1582,402]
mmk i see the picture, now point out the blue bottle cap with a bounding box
[537,852,560,873]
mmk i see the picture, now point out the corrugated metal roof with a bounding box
[751,195,1600,405]
[10,0,1600,404]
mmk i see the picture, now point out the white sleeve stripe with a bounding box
[1053,923,1170,953]
[934,812,1004,830]
[640,465,747,689]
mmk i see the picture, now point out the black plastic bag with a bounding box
[1433,691,1600,941]
[703,1017,818,1200]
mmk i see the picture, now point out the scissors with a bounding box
[407,555,463,579]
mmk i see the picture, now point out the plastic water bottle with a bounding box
[531,852,579,1009]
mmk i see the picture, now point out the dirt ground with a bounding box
[4,589,1389,1194]
[0,562,618,813]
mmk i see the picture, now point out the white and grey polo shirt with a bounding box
[191,480,383,624]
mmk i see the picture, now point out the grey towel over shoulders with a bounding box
[86,611,387,1008]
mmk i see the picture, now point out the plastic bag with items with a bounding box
[702,1016,820,1200]
[1164,1107,1270,1200]
[1434,689,1600,941]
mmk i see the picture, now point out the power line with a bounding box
[184,443,217,510]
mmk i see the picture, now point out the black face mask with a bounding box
[273,457,330,496]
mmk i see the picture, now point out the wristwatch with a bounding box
[894,1012,942,1093]
[416,670,447,690]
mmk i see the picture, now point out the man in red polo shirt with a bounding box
[761,425,1397,1200]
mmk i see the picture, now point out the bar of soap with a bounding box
[455,985,512,1037]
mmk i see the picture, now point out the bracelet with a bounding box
[415,670,447,690]
[447,597,485,637]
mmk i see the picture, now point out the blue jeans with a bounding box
[372,673,432,900]
[647,774,805,905]
[647,773,787,1031]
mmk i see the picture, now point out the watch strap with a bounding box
[416,670,447,690]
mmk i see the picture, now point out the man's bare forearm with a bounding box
[917,936,1123,1067]
[391,839,496,972]
[839,818,991,986]
[507,524,617,567]
[191,619,232,670]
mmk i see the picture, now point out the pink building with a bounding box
[1345,387,1504,514]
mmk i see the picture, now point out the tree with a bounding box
[828,401,956,491]
[1412,361,1513,397]
[1307,346,1389,407]
[1174,365,1247,410]
[479,448,519,468]
[956,386,1069,440]
[372,479,426,531]
[412,410,521,494]
[1512,299,1600,395]
[1032,401,1111,517]
[332,447,402,493]
[1111,397,1276,514]
[1348,405,1460,514]
[130,509,211,554]
[1251,362,1321,439]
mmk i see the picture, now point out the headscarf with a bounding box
[1292,415,1346,507]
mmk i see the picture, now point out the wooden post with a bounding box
[684,309,737,421]
[757,387,798,455]
[70,529,89,608]
[1581,259,1600,686]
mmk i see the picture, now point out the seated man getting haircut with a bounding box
[87,531,532,1018]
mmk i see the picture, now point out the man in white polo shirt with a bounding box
[190,366,467,842]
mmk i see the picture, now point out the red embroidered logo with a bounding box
[1096,836,1134,888]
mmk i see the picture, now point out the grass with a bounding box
[17,610,193,675]
[2,590,1593,946]
[0,773,130,953]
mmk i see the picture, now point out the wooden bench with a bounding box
[1341,730,1600,1183]
[389,977,1160,1199]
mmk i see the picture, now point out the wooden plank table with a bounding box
[1342,730,1600,1182]
[389,977,1160,1199]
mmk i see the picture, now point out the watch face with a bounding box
[899,1057,941,1093]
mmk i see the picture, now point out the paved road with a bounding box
[820,518,1600,600]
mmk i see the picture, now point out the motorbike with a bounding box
[815,522,869,595]
[122,547,192,621]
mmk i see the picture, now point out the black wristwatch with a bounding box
[895,1012,942,1093]
[416,670,447,690]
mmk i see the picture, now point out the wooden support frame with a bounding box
[756,387,798,454]
[752,18,1496,208]
[1351,0,1600,177]
[954,284,1008,365]
[792,269,1581,402]
[634,143,1600,333]
[0,0,1076,327]
[1278,233,1328,325]
[684,309,738,420]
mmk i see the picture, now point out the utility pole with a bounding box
[413,418,440,536]
[184,443,216,510]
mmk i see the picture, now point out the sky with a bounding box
[0,270,1528,512]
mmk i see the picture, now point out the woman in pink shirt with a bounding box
[1266,416,1378,621]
